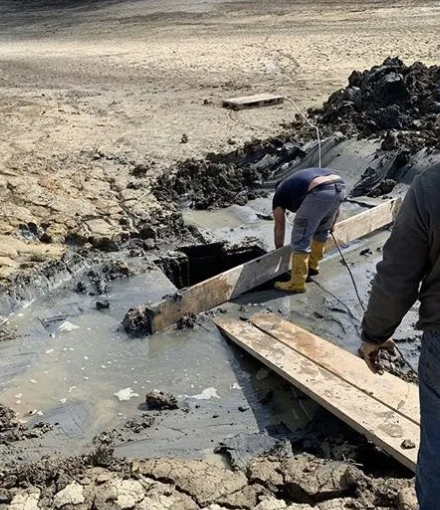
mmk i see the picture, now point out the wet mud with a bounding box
[0,58,431,508]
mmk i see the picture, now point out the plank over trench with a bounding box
[250,312,419,425]
[124,198,401,335]
[214,316,419,472]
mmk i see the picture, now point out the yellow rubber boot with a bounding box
[309,240,327,276]
[275,253,309,293]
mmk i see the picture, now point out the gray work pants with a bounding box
[291,182,346,253]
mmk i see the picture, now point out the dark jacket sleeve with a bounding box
[362,177,429,344]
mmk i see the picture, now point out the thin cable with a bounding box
[330,233,418,376]
[284,97,322,168]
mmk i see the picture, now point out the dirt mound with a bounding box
[153,138,304,210]
[308,57,440,153]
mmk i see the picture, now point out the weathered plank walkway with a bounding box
[214,315,419,471]
[123,199,401,335]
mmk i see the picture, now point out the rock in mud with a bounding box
[145,390,179,410]
[122,304,156,335]
[177,313,197,330]
[96,299,110,310]
[124,414,155,433]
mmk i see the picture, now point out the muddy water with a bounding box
[0,262,316,463]
[0,161,419,464]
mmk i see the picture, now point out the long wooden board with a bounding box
[214,316,418,471]
[250,312,419,425]
[123,199,401,334]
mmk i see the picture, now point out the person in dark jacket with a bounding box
[273,167,346,293]
[361,169,440,510]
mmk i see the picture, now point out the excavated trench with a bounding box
[155,242,266,289]
[0,134,426,509]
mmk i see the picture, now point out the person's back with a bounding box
[361,166,440,510]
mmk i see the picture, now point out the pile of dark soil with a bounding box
[307,57,440,153]
[153,137,304,210]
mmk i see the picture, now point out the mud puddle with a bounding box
[0,259,316,464]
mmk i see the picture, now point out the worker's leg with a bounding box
[309,183,346,275]
[416,330,440,510]
[275,185,344,293]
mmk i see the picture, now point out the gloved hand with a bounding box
[359,339,396,374]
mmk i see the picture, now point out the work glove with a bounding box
[359,339,396,374]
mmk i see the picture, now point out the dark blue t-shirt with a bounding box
[272,167,335,212]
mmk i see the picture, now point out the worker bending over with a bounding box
[272,167,346,293]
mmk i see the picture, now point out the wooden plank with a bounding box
[123,199,401,335]
[214,316,418,471]
[250,312,419,425]
[326,197,401,251]
[222,93,284,110]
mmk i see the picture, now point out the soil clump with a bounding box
[145,390,179,411]
[0,404,52,445]
[307,57,440,154]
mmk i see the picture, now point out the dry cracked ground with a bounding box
[0,0,439,277]
[0,455,413,509]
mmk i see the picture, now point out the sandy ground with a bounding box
[0,0,439,276]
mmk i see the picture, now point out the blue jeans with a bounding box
[291,182,346,253]
[417,330,440,509]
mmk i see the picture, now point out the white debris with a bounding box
[230,382,242,390]
[9,489,40,510]
[54,482,85,508]
[68,386,76,393]
[58,321,79,332]
[114,388,140,402]
[15,394,22,399]
[84,356,89,360]
[60,398,67,404]
[84,376,89,381]
[184,387,220,400]
[113,479,144,509]
[45,349,54,354]
[69,348,75,351]
[37,411,44,416]
[29,379,37,384]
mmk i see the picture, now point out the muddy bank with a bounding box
[0,412,414,510]
[152,138,305,210]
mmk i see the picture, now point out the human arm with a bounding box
[273,207,286,249]
[362,177,429,348]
